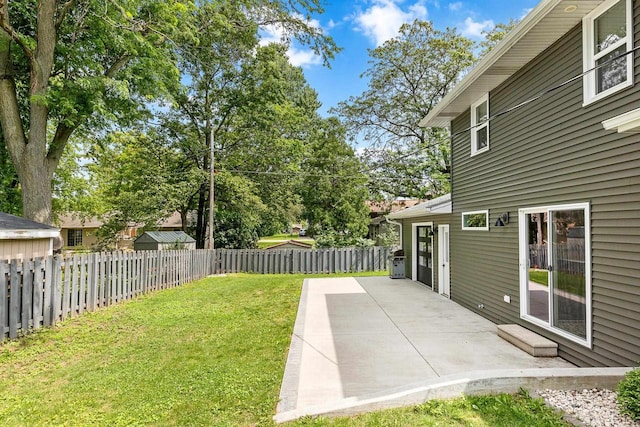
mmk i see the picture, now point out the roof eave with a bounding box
[0,230,60,239]
[420,0,601,128]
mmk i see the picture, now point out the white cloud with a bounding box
[448,2,463,12]
[258,16,324,68]
[287,46,322,67]
[354,0,429,47]
[460,16,494,38]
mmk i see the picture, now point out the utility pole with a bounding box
[208,126,215,250]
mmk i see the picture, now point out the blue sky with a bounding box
[262,0,540,116]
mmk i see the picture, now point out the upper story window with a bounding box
[470,94,489,156]
[583,0,633,105]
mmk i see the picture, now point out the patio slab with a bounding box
[274,276,631,422]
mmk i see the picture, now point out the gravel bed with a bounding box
[537,388,639,427]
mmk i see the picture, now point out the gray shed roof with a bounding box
[0,212,60,239]
[136,231,196,243]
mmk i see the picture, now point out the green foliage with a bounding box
[300,118,370,247]
[479,19,519,58]
[0,137,21,215]
[333,21,475,199]
[213,172,267,249]
[313,227,374,249]
[1,0,338,225]
[376,223,400,248]
[618,368,640,420]
[87,130,203,248]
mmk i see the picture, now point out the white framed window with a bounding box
[583,0,633,105]
[67,229,83,247]
[518,203,591,347]
[470,94,489,156]
[462,210,489,231]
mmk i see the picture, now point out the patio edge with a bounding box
[273,367,633,423]
[275,278,310,414]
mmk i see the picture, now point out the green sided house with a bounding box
[389,0,640,367]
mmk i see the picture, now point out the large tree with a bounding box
[0,0,336,224]
[0,0,189,223]
[160,2,336,247]
[299,117,370,247]
[332,20,474,198]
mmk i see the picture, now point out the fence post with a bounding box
[0,261,7,338]
[9,260,21,339]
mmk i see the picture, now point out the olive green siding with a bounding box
[449,7,640,367]
[400,215,453,293]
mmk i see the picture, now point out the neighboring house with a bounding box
[366,199,421,243]
[133,231,196,251]
[264,240,313,250]
[57,215,137,250]
[0,212,61,261]
[57,212,195,251]
[389,0,640,367]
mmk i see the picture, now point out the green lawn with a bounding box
[257,233,315,249]
[529,269,586,297]
[1,273,569,426]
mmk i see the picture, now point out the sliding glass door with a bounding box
[519,203,591,346]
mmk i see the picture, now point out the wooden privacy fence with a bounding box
[215,246,391,274]
[1,250,216,340]
[1,246,390,339]
[528,243,585,275]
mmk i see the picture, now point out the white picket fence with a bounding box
[1,247,390,339]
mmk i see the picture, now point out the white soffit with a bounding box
[420,0,603,128]
[387,194,452,219]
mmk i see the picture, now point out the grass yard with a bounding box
[528,269,586,297]
[1,273,569,426]
[257,233,315,249]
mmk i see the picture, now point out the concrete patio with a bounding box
[275,276,630,422]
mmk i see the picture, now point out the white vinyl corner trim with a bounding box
[602,108,640,133]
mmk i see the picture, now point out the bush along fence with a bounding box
[1,246,390,339]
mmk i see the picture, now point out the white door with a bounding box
[438,224,450,298]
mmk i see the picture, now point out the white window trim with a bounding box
[470,94,489,156]
[461,210,489,231]
[517,202,592,348]
[582,0,634,106]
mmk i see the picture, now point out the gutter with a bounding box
[419,0,564,128]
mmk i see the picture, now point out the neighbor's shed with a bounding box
[133,231,196,251]
[0,212,61,261]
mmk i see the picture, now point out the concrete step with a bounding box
[497,324,558,357]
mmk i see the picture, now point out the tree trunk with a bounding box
[15,147,54,224]
[0,0,59,225]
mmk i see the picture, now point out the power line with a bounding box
[451,46,640,138]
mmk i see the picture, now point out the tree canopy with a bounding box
[0,0,337,225]
[332,20,475,199]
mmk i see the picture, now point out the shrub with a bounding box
[618,367,640,420]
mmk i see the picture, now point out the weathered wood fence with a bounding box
[1,246,390,339]
[528,243,585,275]
[216,246,390,274]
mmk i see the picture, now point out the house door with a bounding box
[438,224,450,298]
[416,225,433,287]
